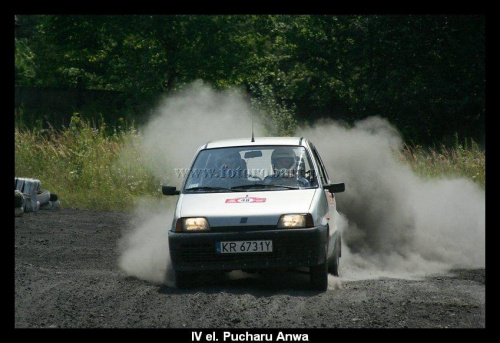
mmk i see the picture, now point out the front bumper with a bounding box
[168,226,328,271]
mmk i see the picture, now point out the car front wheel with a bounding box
[310,247,328,291]
[328,237,341,276]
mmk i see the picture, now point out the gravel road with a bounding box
[14,209,485,329]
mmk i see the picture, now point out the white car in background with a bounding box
[162,137,345,291]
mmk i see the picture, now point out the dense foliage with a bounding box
[15,15,484,145]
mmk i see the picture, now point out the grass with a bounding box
[399,138,485,188]
[15,116,485,210]
[15,115,162,211]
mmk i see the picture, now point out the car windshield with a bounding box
[184,145,319,193]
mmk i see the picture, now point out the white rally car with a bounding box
[162,137,345,290]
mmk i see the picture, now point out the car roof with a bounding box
[204,137,307,149]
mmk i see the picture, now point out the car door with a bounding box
[309,144,338,252]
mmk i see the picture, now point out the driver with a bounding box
[205,151,246,187]
[265,147,310,187]
[215,151,242,174]
[272,148,297,178]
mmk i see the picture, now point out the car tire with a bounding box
[15,190,25,208]
[328,237,341,277]
[40,201,53,210]
[175,271,192,289]
[310,247,328,291]
[37,190,51,205]
[52,200,61,209]
[328,251,340,277]
[15,206,24,217]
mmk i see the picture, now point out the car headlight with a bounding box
[181,217,210,232]
[277,214,314,229]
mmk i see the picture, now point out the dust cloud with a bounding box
[117,82,261,284]
[118,198,176,286]
[118,82,485,286]
[135,81,260,188]
[297,117,485,280]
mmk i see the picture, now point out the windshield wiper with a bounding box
[185,186,232,192]
[230,184,299,190]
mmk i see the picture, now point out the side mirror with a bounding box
[325,183,345,193]
[162,186,180,195]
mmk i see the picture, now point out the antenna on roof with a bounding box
[251,112,255,142]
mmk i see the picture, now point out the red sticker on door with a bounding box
[225,195,266,203]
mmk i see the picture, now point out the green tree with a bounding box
[15,15,484,145]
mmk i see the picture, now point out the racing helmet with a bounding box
[215,150,242,170]
[271,147,297,170]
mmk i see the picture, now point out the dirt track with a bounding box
[14,209,485,328]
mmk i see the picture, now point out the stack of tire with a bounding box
[14,190,25,217]
[14,178,60,217]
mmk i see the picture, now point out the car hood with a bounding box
[179,189,317,227]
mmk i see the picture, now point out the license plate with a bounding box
[216,240,273,254]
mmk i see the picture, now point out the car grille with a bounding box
[209,225,278,232]
[172,240,320,269]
